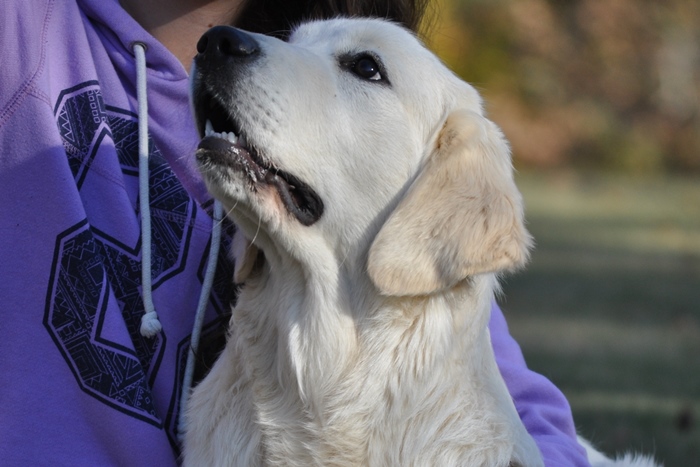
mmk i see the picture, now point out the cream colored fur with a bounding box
[183,18,651,467]
[578,437,662,467]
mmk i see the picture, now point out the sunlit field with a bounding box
[501,171,700,466]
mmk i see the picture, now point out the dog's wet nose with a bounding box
[196,26,259,59]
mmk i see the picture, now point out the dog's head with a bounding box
[191,18,532,295]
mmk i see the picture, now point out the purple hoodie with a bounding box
[0,0,589,465]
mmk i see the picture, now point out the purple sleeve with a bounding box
[489,302,591,467]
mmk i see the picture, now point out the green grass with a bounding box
[499,171,700,466]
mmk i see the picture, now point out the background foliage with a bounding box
[428,0,700,173]
[424,1,700,465]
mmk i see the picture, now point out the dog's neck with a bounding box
[234,245,361,397]
[211,234,540,465]
[234,250,510,423]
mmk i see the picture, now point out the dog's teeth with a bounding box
[204,120,242,145]
[205,119,214,137]
[239,134,247,147]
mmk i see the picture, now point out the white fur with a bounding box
[578,437,662,467]
[183,18,656,467]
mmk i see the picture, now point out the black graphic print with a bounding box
[44,220,163,425]
[44,81,235,428]
[55,81,109,189]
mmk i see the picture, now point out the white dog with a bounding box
[184,18,659,467]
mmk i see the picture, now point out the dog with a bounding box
[184,18,659,467]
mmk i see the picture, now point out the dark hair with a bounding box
[234,0,433,37]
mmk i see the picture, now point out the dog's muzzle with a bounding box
[191,26,324,226]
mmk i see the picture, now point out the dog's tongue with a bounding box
[197,135,268,181]
[197,135,240,155]
[196,136,324,226]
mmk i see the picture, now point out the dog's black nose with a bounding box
[196,26,259,59]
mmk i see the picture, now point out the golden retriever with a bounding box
[183,18,659,467]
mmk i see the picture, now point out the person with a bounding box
[0,0,589,465]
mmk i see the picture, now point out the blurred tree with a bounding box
[428,0,700,173]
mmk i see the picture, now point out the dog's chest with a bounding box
[244,334,496,466]
[254,368,516,467]
[207,276,530,466]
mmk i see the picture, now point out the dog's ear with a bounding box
[232,230,260,284]
[367,109,533,296]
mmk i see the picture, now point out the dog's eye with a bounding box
[341,53,387,83]
[352,56,382,81]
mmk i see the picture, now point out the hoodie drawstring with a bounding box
[179,200,223,439]
[134,42,162,338]
[132,42,223,435]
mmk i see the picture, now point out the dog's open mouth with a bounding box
[195,94,324,226]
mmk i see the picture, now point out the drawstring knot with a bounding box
[140,309,162,336]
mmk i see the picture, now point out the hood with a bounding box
[77,0,211,204]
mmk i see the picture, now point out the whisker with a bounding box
[249,213,262,246]
[212,202,236,230]
[337,248,351,271]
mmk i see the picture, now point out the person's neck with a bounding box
[120,0,246,71]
